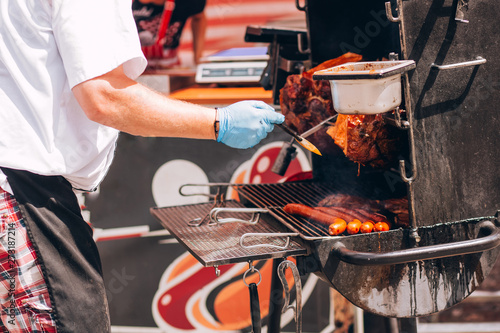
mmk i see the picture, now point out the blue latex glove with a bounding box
[217,100,285,149]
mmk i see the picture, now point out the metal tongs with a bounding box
[278,260,302,333]
[272,115,338,175]
[180,183,269,227]
[276,123,322,156]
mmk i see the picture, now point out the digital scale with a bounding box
[195,47,269,84]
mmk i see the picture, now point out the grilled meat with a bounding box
[279,53,362,155]
[380,198,410,214]
[280,53,401,166]
[316,206,388,223]
[326,114,400,168]
[317,193,377,210]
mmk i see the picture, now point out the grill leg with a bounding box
[268,258,285,333]
[398,318,417,333]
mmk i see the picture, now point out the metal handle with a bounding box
[240,232,299,250]
[295,0,306,11]
[179,183,231,197]
[248,283,262,333]
[210,207,269,224]
[385,1,401,23]
[277,260,302,333]
[300,115,338,138]
[332,221,500,266]
[244,262,262,333]
[297,33,310,54]
[271,140,297,176]
[431,56,486,70]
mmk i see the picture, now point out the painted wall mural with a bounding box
[148,142,313,331]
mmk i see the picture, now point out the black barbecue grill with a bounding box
[152,183,500,319]
[152,0,500,331]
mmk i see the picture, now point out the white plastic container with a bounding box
[312,60,416,115]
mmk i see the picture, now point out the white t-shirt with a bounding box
[0,0,147,192]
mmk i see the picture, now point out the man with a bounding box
[0,1,283,332]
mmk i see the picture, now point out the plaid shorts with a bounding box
[0,188,57,332]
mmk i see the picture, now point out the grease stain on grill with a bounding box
[316,217,498,317]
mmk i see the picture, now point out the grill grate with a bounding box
[151,200,306,266]
[233,182,339,240]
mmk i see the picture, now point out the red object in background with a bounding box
[178,0,304,56]
[141,0,176,59]
[246,146,310,184]
[153,254,298,331]
[155,263,234,330]
[284,171,313,182]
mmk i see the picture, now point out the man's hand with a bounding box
[216,101,285,149]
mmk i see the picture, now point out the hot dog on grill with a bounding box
[283,203,338,226]
[283,203,389,226]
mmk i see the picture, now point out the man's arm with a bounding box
[72,65,217,139]
[72,65,284,149]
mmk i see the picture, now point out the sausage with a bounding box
[374,221,390,232]
[329,218,347,236]
[284,203,391,233]
[283,203,337,226]
[346,219,362,234]
[360,221,374,233]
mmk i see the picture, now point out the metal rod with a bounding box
[386,0,418,230]
[240,232,299,250]
[393,107,404,128]
[210,207,269,224]
[268,258,285,333]
[276,123,303,141]
[297,33,310,55]
[331,221,500,266]
[385,1,401,23]
[178,183,231,197]
[300,115,338,138]
[295,0,306,11]
[431,56,486,70]
[402,78,418,233]
[396,0,408,60]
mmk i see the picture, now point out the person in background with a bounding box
[0,0,283,332]
[133,0,207,67]
[190,9,208,65]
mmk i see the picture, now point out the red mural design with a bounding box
[152,142,310,331]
